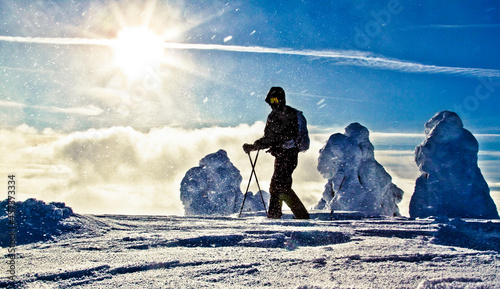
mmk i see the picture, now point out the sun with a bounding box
[112,27,165,78]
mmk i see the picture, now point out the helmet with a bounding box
[265,87,286,105]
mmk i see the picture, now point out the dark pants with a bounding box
[267,149,310,219]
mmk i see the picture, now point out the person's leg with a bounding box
[267,191,309,219]
[267,189,283,219]
[268,150,309,219]
[267,152,291,219]
[281,190,310,219]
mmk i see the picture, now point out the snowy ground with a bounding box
[1,211,499,288]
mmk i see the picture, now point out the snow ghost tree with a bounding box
[410,111,499,219]
[316,123,404,216]
[180,149,243,216]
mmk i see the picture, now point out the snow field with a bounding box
[1,213,499,288]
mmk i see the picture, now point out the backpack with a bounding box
[295,111,310,152]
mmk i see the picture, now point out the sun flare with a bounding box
[112,27,165,78]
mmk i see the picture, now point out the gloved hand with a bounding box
[243,143,257,154]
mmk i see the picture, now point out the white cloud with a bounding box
[479,151,500,157]
[0,123,322,215]
[2,124,499,217]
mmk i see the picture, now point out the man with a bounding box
[243,87,310,219]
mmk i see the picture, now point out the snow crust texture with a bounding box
[180,149,244,216]
[316,123,403,216]
[1,212,499,288]
[410,111,499,219]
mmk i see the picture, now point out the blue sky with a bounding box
[1,0,499,215]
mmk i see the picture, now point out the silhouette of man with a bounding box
[243,87,310,219]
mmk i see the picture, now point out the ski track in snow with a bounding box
[1,212,499,288]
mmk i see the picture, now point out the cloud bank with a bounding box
[1,123,324,215]
[2,124,498,217]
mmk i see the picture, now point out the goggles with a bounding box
[270,97,279,104]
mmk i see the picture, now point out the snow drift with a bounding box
[410,111,499,219]
[316,123,404,216]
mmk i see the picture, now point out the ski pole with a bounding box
[239,150,267,217]
[253,156,267,215]
[239,150,259,217]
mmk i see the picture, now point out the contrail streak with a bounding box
[167,42,500,78]
[1,35,500,78]
[0,99,104,116]
[0,35,113,46]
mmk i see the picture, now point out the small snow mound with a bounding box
[180,149,244,216]
[432,218,500,252]
[316,123,403,216]
[1,198,76,247]
[240,190,270,213]
[410,111,499,219]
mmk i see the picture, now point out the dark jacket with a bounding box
[254,105,299,154]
